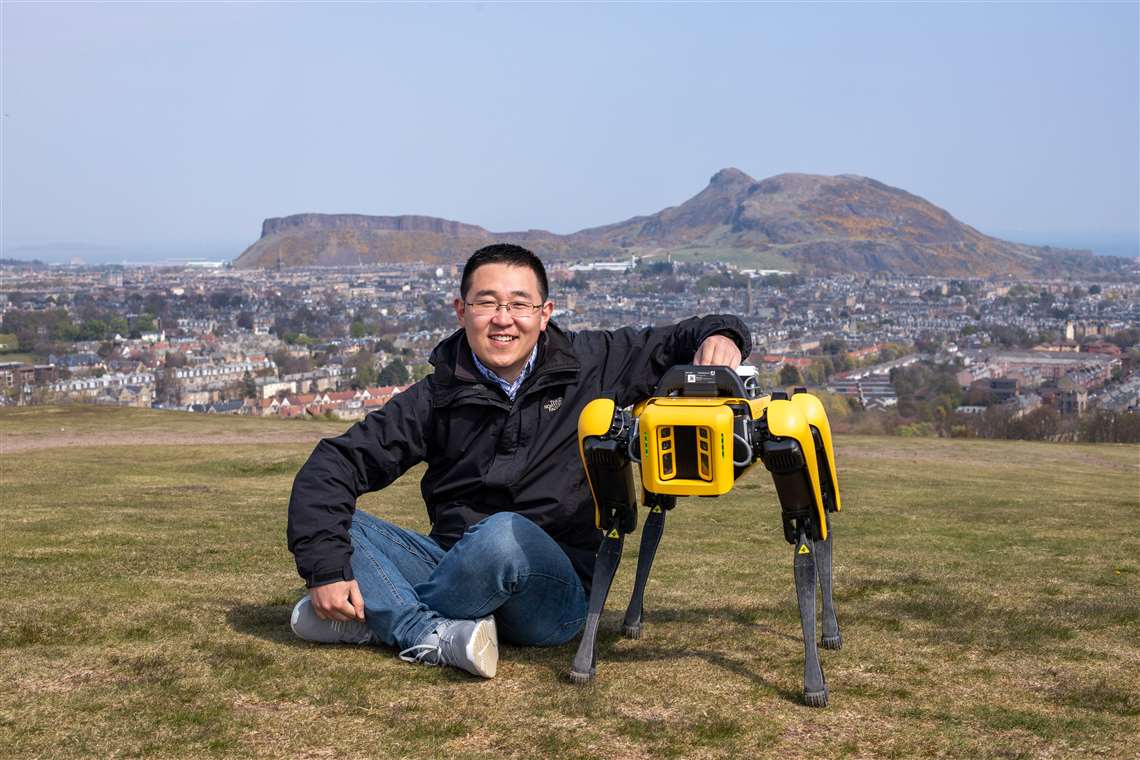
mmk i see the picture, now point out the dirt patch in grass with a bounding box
[16,666,121,695]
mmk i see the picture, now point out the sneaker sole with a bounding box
[465,616,499,678]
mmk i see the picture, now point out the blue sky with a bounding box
[2,2,1138,262]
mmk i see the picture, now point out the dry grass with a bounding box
[0,404,344,452]
[1,407,1137,758]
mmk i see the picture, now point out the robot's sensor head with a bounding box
[637,401,737,496]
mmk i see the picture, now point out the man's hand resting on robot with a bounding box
[693,334,742,369]
[310,579,365,622]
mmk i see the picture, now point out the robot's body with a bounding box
[572,365,843,707]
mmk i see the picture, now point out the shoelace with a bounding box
[398,643,443,665]
[318,612,372,643]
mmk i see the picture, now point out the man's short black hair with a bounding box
[460,244,549,303]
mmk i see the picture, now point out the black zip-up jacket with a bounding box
[287,316,751,590]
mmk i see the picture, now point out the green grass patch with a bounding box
[656,245,800,270]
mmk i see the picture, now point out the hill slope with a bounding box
[2,405,1137,758]
[234,169,1118,276]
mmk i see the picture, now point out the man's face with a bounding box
[454,262,553,382]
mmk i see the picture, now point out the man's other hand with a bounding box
[310,579,365,622]
[693,334,742,369]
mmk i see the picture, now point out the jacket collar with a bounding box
[429,321,580,393]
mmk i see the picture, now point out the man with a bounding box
[287,244,749,678]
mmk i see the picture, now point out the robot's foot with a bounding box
[568,667,596,685]
[803,666,829,707]
[621,604,644,639]
[821,633,843,650]
[803,686,829,708]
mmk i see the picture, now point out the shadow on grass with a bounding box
[224,600,492,685]
[545,606,810,704]
[225,601,309,647]
[640,605,802,643]
[838,570,1135,653]
[696,649,805,704]
[1050,677,1140,717]
[226,599,816,703]
[571,637,806,704]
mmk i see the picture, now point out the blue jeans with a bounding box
[348,510,587,650]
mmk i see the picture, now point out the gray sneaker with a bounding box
[290,597,375,645]
[398,616,498,678]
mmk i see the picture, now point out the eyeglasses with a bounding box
[464,300,543,318]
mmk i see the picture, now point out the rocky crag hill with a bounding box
[234,169,1121,277]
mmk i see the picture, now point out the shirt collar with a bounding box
[470,343,538,400]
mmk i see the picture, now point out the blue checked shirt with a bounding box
[470,344,539,401]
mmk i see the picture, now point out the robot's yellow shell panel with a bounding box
[790,393,842,513]
[642,397,747,408]
[638,402,735,496]
[633,396,770,418]
[578,398,618,440]
[763,399,829,539]
[577,397,616,529]
[749,396,772,418]
[578,398,638,532]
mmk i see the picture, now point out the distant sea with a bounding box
[985,232,1140,259]
[1083,240,1140,258]
[1,242,243,266]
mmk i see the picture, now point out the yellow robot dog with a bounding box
[571,365,843,707]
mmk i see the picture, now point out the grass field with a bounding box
[652,246,801,271]
[1,406,1137,758]
[0,352,39,365]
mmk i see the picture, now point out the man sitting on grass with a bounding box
[287,244,749,677]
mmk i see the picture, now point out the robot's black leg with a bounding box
[622,506,666,639]
[816,516,842,650]
[570,531,625,684]
[794,526,828,707]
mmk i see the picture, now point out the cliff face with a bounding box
[236,214,611,269]
[260,214,489,238]
[234,170,1109,276]
[239,215,501,268]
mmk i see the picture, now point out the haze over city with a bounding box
[2,2,1138,264]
